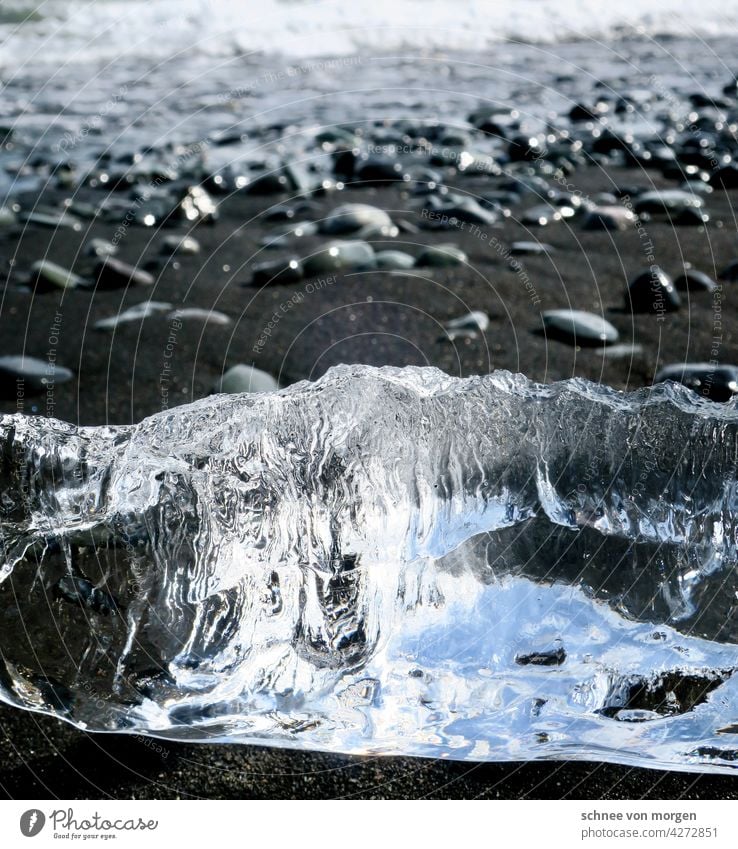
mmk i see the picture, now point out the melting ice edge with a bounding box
[1,364,738,773]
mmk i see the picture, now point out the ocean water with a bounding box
[1,0,738,69]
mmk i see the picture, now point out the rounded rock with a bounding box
[541,309,619,346]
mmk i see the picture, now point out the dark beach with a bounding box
[2,28,738,798]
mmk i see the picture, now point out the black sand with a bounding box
[1,162,737,798]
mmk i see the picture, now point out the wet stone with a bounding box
[655,363,738,402]
[214,365,280,394]
[626,267,681,314]
[674,269,718,292]
[541,309,619,346]
[0,355,73,394]
[415,244,467,268]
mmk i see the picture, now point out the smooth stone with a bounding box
[0,206,16,226]
[319,203,394,238]
[709,164,738,188]
[31,260,87,291]
[20,210,82,231]
[94,301,173,330]
[354,156,406,184]
[582,205,636,231]
[442,310,490,341]
[0,355,73,392]
[214,365,280,395]
[250,258,304,286]
[510,241,555,256]
[415,244,467,268]
[85,238,118,258]
[95,257,155,289]
[160,235,200,255]
[595,343,644,358]
[167,308,231,325]
[655,363,738,402]
[446,311,490,332]
[372,250,416,270]
[303,240,375,276]
[674,269,718,292]
[673,207,710,226]
[541,309,619,346]
[626,268,681,313]
[261,221,318,248]
[423,196,497,227]
[522,204,565,226]
[633,190,703,215]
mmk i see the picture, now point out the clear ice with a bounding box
[1,364,738,773]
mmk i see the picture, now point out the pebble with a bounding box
[674,269,718,292]
[626,267,681,313]
[167,308,231,325]
[319,203,395,238]
[85,238,118,258]
[214,364,280,394]
[633,190,703,215]
[95,257,155,289]
[541,309,619,346]
[582,205,636,231]
[303,240,375,276]
[595,343,644,358]
[442,310,490,341]
[94,301,172,330]
[372,250,416,270]
[415,244,467,268]
[655,363,738,402]
[250,258,304,286]
[31,260,87,291]
[0,355,73,393]
[510,241,555,256]
[160,235,201,255]
[20,210,82,231]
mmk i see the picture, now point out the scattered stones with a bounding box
[303,240,375,276]
[626,267,681,314]
[319,203,395,238]
[31,260,88,291]
[177,185,218,224]
[213,364,280,394]
[94,301,172,330]
[674,269,718,292]
[160,235,201,255]
[0,355,73,393]
[167,308,231,325]
[415,244,467,268]
[541,309,619,346]
[655,363,738,402]
[250,258,304,286]
[95,257,155,289]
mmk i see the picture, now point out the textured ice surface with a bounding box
[1,364,738,772]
